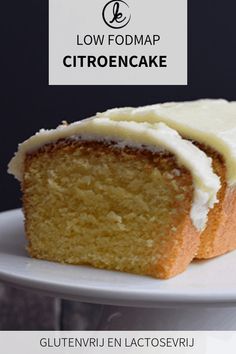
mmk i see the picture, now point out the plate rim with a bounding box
[1,208,236,308]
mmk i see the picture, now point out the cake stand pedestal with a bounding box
[59,300,236,330]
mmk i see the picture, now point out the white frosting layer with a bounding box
[8,117,220,231]
[98,99,236,186]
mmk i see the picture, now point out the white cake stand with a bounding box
[1,208,236,330]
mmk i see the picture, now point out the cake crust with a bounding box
[196,145,236,258]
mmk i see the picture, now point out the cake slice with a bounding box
[8,118,219,279]
[98,99,236,259]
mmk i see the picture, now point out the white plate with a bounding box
[0,209,236,308]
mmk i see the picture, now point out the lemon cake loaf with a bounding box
[8,116,220,279]
[99,99,236,259]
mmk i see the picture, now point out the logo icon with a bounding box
[102,0,131,29]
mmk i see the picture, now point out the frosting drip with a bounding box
[8,116,221,231]
[98,99,236,186]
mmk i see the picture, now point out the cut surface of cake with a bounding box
[8,117,220,279]
[98,99,236,259]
